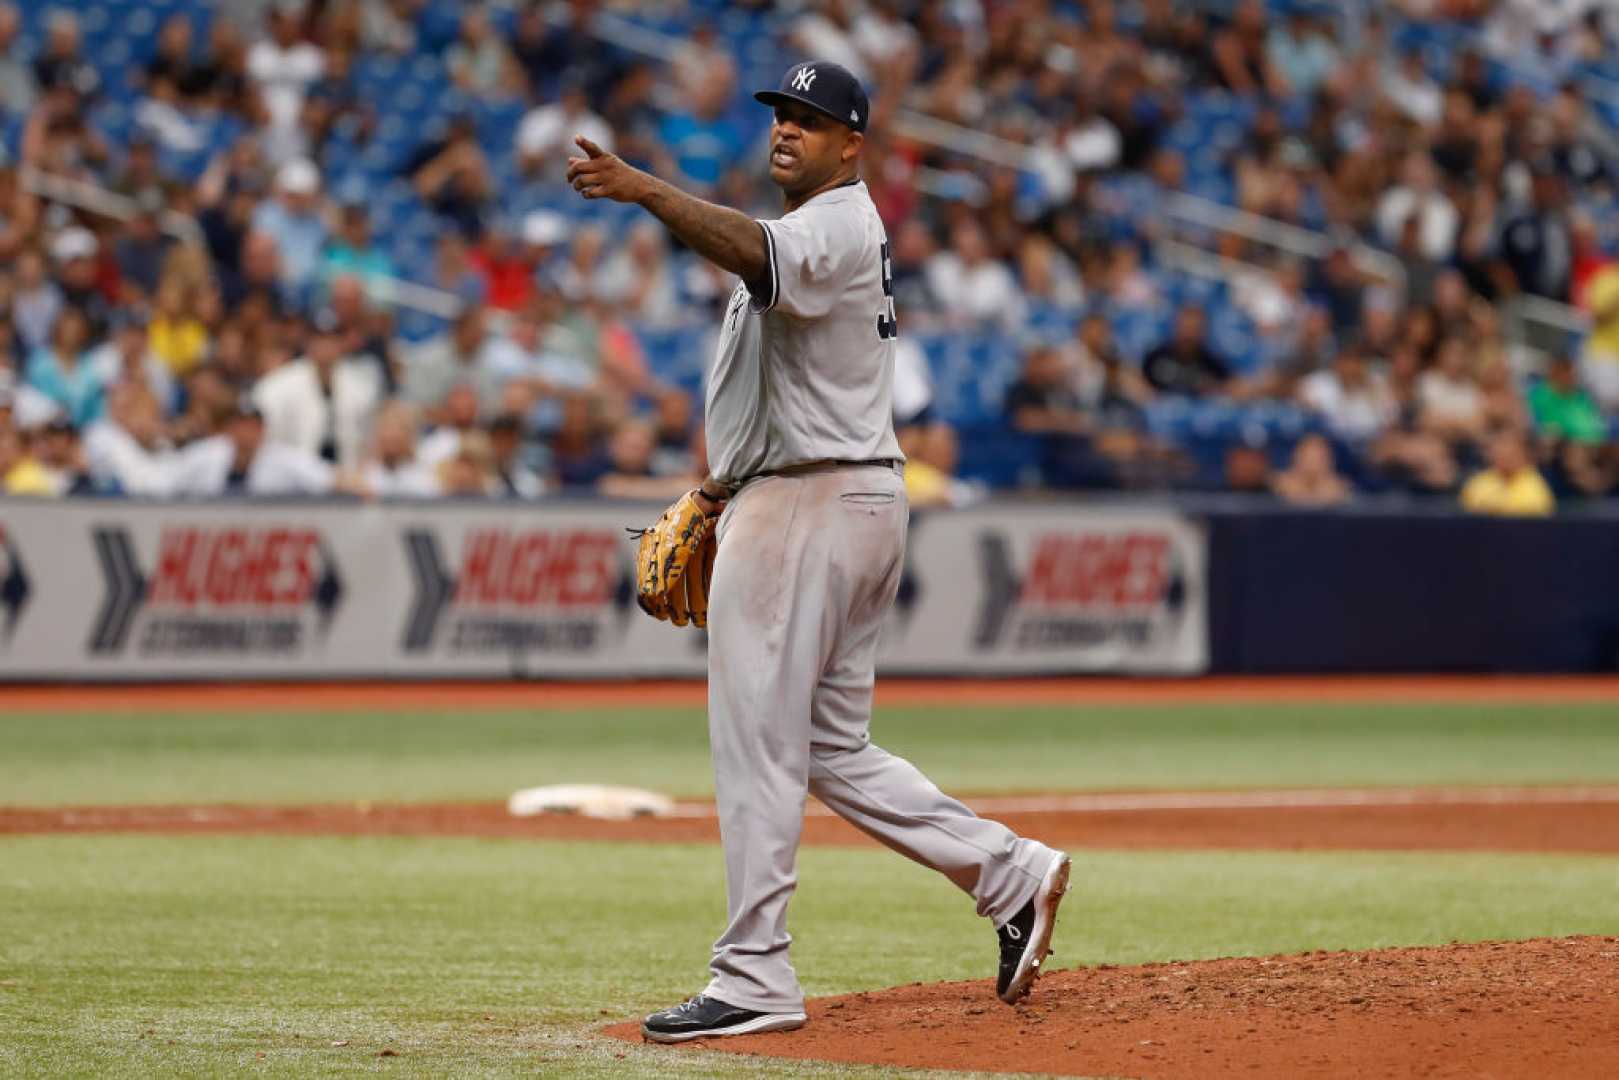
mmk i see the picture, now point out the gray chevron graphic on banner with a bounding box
[89,527,146,653]
[972,532,1021,650]
[312,541,345,634]
[401,530,455,651]
[0,534,29,642]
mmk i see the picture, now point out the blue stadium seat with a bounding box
[417,2,465,52]
[80,5,112,35]
[637,327,710,395]
[1110,308,1169,363]
[955,425,1040,488]
[1208,303,1260,373]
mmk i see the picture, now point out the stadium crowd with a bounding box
[2,0,1619,516]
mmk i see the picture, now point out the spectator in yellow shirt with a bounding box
[900,422,984,509]
[1460,428,1555,517]
[1580,261,1619,411]
[147,275,209,377]
[0,423,58,496]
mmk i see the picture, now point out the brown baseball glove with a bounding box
[632,490,721,628]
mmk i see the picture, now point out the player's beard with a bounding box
[770,151,832,203]
[768,143,804,189]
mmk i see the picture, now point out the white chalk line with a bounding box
[665,786,1619,819]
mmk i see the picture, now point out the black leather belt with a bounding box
[728,458,903,493]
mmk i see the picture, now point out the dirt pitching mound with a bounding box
[604,936,1619,1078]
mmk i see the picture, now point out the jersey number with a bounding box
[877,241,897,340]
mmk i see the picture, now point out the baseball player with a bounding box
[567,59,1070,1043]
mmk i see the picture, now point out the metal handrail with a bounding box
[20,164,204,247]
[1160,191,1407,289]
[20,164,465,320]
[889,112,1037,172]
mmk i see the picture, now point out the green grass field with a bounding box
[4,698,1619,1078]
[7,701,1619,805]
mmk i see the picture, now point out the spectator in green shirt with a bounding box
[1529,355,1606,446]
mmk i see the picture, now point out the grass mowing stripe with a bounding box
[5,702,1619,806]
[2,834,1618,1078]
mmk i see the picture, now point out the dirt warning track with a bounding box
[8,786,1619,854]
[4,674,1619,712]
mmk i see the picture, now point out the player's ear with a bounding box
[842,129,864,164]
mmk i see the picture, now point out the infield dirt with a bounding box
[7,787,1619,855]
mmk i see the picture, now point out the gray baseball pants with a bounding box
[701,462,1059,1013]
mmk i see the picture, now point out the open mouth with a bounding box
[771,145,798,168]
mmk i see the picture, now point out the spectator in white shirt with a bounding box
[247,4,323,136]
[593,221,682,328]
[1061,99,1123,174]
[925,219,1026,332]
[1233,258,1307,339]
[489,413,545,499]
[82,382,180,497]
[134,72,205,154]
[402,305,520,415]
[1376,151,1459,262]
[788,0,867,82]
[1298,343,1397,445]
[174,404,339,497]
[416,383,482,468]
[246,3,322,130]
[1418,336,1487,446]
[447,5,523,99]
[359,0,418,56]
[516,79,613,181]
[253,313,383,468]
[672,23,741,104]
[360,400,439,498]
[852,0,920,78]
[1381,48,1443,129]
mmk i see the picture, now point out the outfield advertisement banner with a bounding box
[880,506,1208,674]
[0,500,1206,679]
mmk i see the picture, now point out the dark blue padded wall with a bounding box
[1207,508,1619,673]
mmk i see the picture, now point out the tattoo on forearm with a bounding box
[640,180,768,284]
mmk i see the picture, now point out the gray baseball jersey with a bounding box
[704,180,904,486]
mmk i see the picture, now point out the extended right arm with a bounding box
[565,136,768,288]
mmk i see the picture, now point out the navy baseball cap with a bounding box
[755,60,869,133]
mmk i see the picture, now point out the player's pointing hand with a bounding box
[566,135,651,204]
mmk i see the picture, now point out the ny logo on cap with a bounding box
[792,66,817,92]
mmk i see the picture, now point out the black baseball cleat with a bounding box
[641,994,807,1043]
[996,851,1072,1004]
